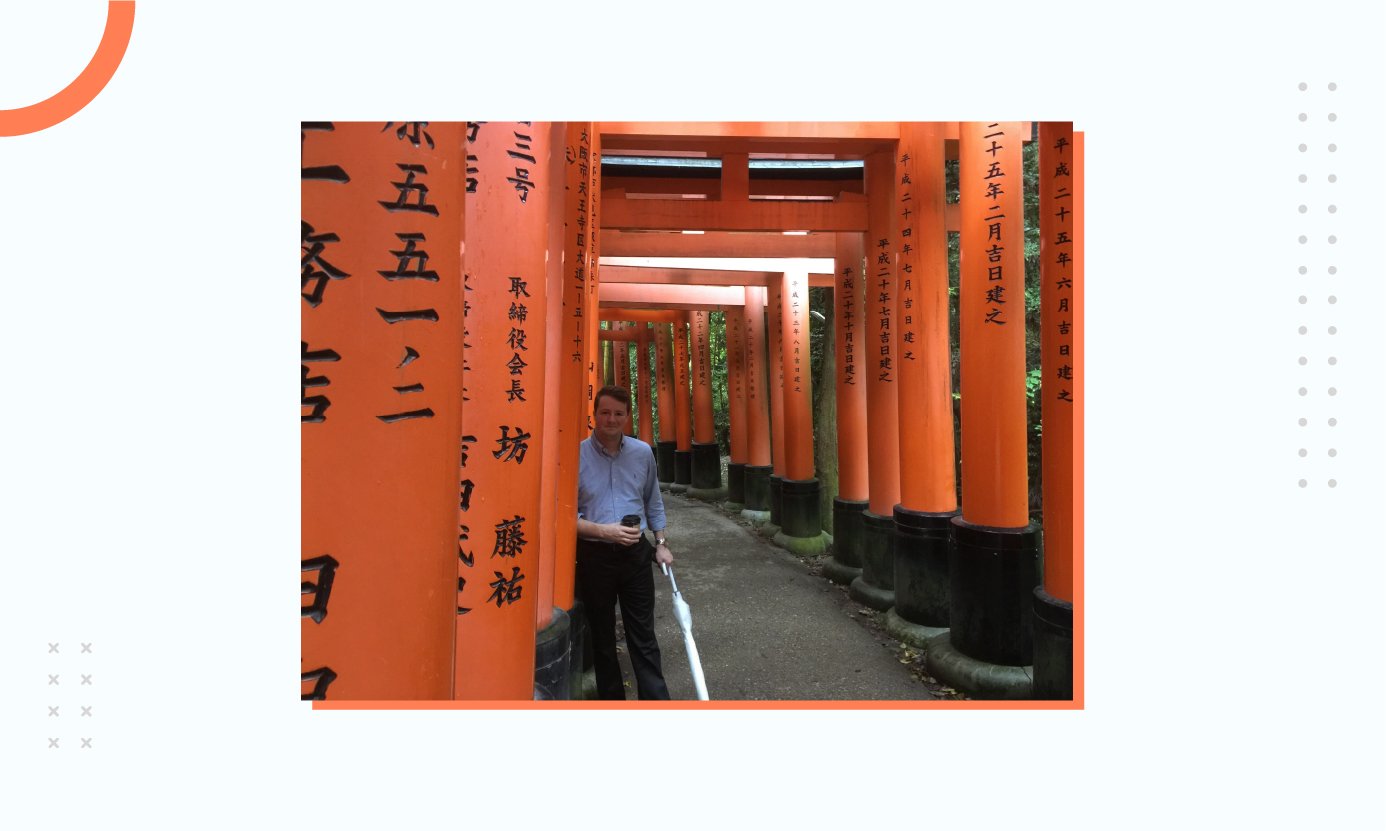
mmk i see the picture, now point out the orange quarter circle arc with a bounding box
[0,2,136,138]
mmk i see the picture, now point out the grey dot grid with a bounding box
[1296,81,1341,490]
[46,639,95,750]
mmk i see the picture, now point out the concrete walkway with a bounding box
[610,490,938,701]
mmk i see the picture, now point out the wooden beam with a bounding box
[603,196,867,232]
[603,230,836,258]
[600,284,755,311]
[599,121,901,158]
[600,310,682,324]
[601,176,864,198]
[599,264,836,288]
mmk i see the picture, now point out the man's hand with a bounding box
[654,544,674,567]
[604,522,642,546]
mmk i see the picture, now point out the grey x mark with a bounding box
[48,642,59,653]
[81,642,92,653]
[48,738,59,749]
[80,738,92,749]
[81,674,92,685]
[81,706,92,717]
[48,706,59,717]
[48,674,59,685]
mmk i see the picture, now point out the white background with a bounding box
[1,1,1382,828]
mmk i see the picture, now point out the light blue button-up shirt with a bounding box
[577,433,666,537]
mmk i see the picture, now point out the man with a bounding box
[575,385,675,700]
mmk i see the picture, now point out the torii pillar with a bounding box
[635,322,654,444]
[761,275,788,539]
[886,122,959,647]
[456,121,551,699]
[687,309,724,500]
[612,321,631,393]
[672,315,694,493]
[1033,124,1080,700]
[301,121,466,701]
[772,270,828,555]
[823,231,870,584]
[741,286,774,524]
[925,121,1040,700]
[724,297,749,511]
[654,323,677,488]
[850,149,902,611]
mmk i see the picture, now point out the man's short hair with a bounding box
[594,385,631,413]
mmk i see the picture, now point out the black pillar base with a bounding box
[656,440,676,486]
[742,464,772,523]
[822,497,868,585]
[688,441,724,500]
[893,506,956,628]
[772,477,827,555]
[1032,586,1074,700]
[761,474,784,537]
[567,599,591,699]
[849,509,896,610]
[726,462,746,508]
[533,607,572,700]
[949,517,1040,667]
[672,449,692,493]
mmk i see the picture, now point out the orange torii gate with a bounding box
[302,120,1080,704]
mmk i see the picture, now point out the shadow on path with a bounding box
[612,491,938,701]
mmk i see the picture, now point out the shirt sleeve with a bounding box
[643,444,666,532]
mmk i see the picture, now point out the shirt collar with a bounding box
[591,432,625,458]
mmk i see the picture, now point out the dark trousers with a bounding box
[575,536,671,700]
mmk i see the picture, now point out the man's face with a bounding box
[594,396,629,442]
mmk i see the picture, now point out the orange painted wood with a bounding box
[780,271,815,481]
[597,266,815,287]
[654,323,675,442]
[535,124,567,630]
[603,196,867,233]
[726,293,748,464]
[301,121,465,701]
[597,328,643,342]
[864,151,901,516]
[959,122,1028,528]
[604,176,863,199]
[743,287,772,467]
[584,131,603,435]
[1041,123,1078,603]
[636,323,654,444]
[553,121,595,615]
[604,230,836,259]
[599,283,749,309]
[721,152,750,201]
[690,310,716,445]
[599,121,900,157]
[896,123,958,513]
[673,316,693,451]
[455,122,550,698]
[767,277,787,476]
[834,232,869,502]
[600,309,683,323]
[612,321,632,390]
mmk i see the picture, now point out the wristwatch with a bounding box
[655,536,668,547]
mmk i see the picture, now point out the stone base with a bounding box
[742,508,771,525]
[821,556,862,586]
[884,608,949,649]
[691,441,722,490]
[852,509,896,610]
[924,632,1034,700]
[893,506,956,630]
[772,530,830,556]
[659,482,671,492]
[759,522,781,539]
[670,483,688,494]
[779,477,822,539]
[1032,586,1074,700]
[743,464,772,513]
[849,574,895,611]
[656,439,677,486]
[726,461,746,506]
[950,517,1040,667]
[686,486,727,502]
[768,475,783,527]
[723,501,745,514]
[533,607,572,700]
[673,449,692,488]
